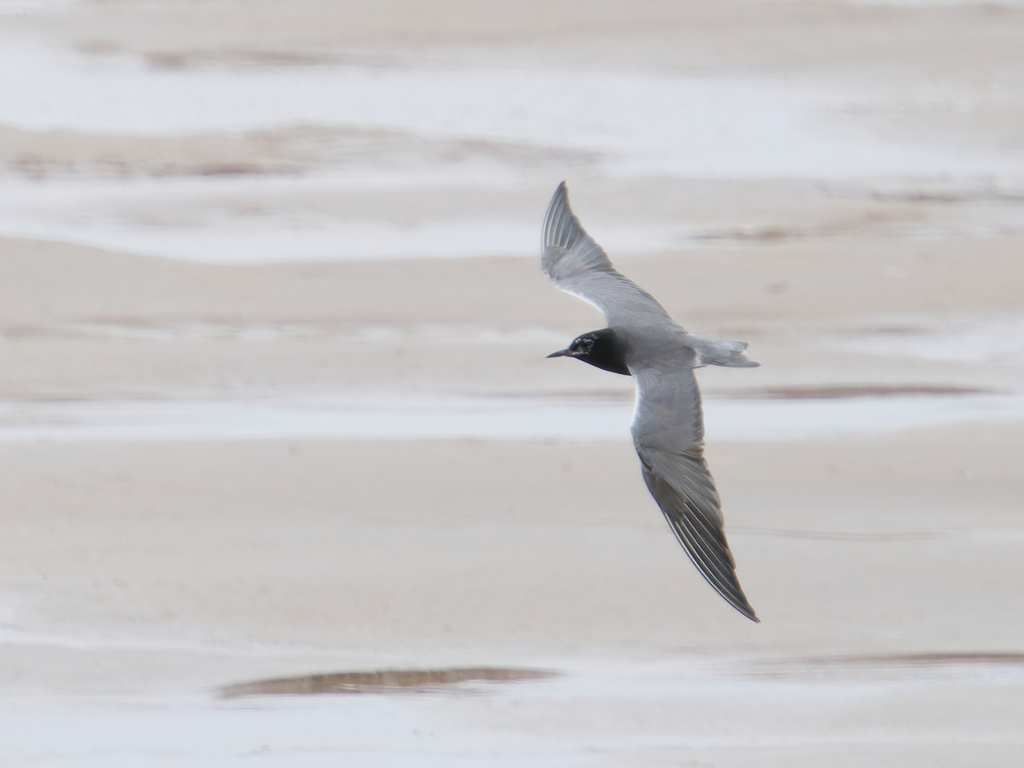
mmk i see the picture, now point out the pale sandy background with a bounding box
[1,1,1024,765]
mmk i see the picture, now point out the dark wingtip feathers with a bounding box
[640,458,760,623]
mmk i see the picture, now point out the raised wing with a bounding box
[542,182,673,329]
[631,364,758,622]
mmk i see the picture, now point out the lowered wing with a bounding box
[631,363,759,622]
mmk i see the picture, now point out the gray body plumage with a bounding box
[542,182,760,622]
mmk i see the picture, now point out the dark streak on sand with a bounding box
[718,384,1002,400]
[747,652,1024,679]
[220,667,557,697]
[498,384,1001,403]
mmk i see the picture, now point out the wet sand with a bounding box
[2,0,1024,765]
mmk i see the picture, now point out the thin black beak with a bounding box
[546,348,571,359]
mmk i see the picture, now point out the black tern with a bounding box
[542,182,760,622]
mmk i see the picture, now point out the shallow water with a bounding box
[0,391,1020,442]
[843,316,1024,365]
[1,653,1021,768]
[2,38,1023,263]
[3,41,1001,177]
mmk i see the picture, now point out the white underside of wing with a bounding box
[555,283,610,321]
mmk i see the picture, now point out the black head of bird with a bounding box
[547,328,631,376]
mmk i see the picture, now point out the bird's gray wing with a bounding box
[631,363,759,622]
[542,182,674,329]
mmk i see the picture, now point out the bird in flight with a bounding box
[542,182,760,622]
